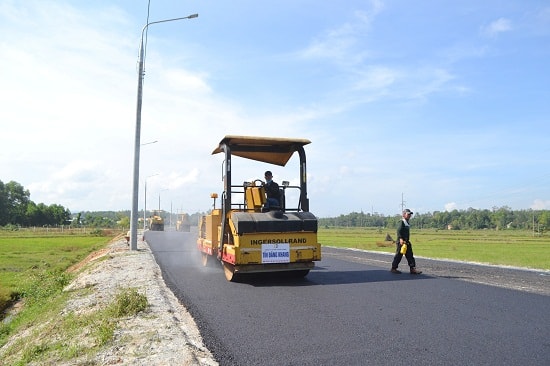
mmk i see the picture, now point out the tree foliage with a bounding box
[0,179,71,227]
[318,207,548,232]
[3,178,547,232]
[74,211,130,229]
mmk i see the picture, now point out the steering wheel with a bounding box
[253,179,265,186]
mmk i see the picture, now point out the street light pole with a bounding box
[144,173,159,231]
[144,181,147,230]
[141,140,158,231]
[130,13,198,251]
[158,188,168,211]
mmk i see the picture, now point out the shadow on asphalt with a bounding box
[309,269,434,285]
[242,269,434,287]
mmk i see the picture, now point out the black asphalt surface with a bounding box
[145,229,550,366]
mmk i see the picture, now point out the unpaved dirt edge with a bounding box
[0,235,218,365]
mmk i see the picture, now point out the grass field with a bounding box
[318,227,549,270]
[0,232,155,364]
[1,229,547,326]
[0,227,547,362]
[0,235,111,315]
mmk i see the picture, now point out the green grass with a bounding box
[0,233,113,352]
[0,236,110,312]
[0,232,151,364]
[1,287,148,365]
[319,227,549,270]
[1,228,546,362]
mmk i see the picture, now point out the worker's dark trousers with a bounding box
[391,242,416,269]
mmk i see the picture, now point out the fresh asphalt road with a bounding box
[145,229,549,366]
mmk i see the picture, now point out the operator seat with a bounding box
[262,188,284,212]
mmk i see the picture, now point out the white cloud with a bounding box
[297,0,383,65]
[164,169,200,190]
[481,18,512,38]
[1,1,548,217]
[26,160,109,206]
[444,202,458,212]
[162,69,211,94]
[352,66,397,91]
[530,199,550,210]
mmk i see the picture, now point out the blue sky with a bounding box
[1,0,549,217]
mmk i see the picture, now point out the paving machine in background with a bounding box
[149,210,164,231]
[197,135,321,281]
[176,213,191,232]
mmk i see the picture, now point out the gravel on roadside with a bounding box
[1,235,218,366]
[70,236,218,365]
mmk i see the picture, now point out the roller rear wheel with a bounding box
[201,252,209,266]
[223,262,237,281]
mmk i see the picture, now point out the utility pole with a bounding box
[400,193,406,212]
[129,13,198,251]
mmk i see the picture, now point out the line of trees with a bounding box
[0,180,71,227]
[71,211,203,229]
[3,178,548,233]
[72,211,131,229]
[319,206,550,232]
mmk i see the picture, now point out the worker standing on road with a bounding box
[391,209,422,274]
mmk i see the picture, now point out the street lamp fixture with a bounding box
[130,13,198,251]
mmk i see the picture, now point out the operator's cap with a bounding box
[264,171,273,177]
[403,209,414,215]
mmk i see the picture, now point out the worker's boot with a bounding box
[409,267,422,274]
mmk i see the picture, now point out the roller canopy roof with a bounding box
[212,135,311,166]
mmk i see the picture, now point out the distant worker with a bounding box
[391,209,422,274]
[263,170,280,210]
